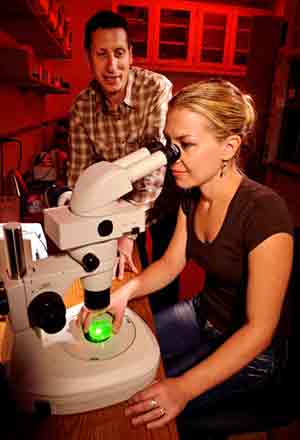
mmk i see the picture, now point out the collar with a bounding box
[123,69,134,108]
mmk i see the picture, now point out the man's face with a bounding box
[88,27,133,99]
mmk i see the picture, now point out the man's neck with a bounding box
[106,89,126,111]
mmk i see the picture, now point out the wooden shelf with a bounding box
[204,25,226,31]
[132,38,146,43]
[0,0,70,58]
[154,62,246,77]
[160,23,188,29]
[203,46,225,51]
[18,79,70,94]
[127,18,147,24]
[0,74,71,94]
[160,41,186,46]
[238,28,251,33]
[235,49,248,54]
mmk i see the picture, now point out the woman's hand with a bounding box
[108,285,132,333]
[76,304,102,333]
[76,284,132,334]
[125,377,189,429]
[113,236,139,280]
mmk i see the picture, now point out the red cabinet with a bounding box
[113,0,271,76]
[116,3,151,62]
[158,7,192,63]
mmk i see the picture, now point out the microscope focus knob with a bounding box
[28,292,66,334]
[98,220,113,237]
[82,253,100,272]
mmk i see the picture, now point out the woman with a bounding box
[82,79,293,434]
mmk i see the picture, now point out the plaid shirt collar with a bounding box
[89,69,135,114]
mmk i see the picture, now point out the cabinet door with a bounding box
[199,11,227,65]
[155,6,193,66]
[113,1,272,76]
[114,2,152,63]
[233,15,252,67]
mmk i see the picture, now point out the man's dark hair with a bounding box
[84,10,130,52]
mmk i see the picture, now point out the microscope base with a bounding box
[10,305,160,415]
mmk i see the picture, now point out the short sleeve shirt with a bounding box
[184,177,293,332]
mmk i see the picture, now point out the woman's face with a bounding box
[165,107,225,189]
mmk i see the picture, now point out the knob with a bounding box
[82,253,100,272]
[98,220,113,237]
[28,292,66,334]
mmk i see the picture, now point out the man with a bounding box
[67,10,178,311]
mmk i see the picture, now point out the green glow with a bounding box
[85,314,113,343]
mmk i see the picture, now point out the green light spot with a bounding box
[85,314,113,343]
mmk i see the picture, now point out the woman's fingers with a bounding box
[111,309,123,333]
[127,256,139,274]
[117,254,126,280]
[112,256,119,280]
[125,395,168,428]
[131,407,167,426]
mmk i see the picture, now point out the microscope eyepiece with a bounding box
[146,140,180,165]
[164,142,181,164]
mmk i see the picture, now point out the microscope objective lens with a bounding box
[85,314,113,343]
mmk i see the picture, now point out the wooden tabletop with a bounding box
[0,249,179,440]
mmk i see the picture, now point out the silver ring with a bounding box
[159,407,166,417]
[149,399,158,409]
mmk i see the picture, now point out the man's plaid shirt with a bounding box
[68,67,172,210]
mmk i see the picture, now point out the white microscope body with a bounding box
[0,144,180,415]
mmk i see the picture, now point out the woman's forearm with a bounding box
[178,323,274,403]
[111,207,187,307]
[126,254,184,301]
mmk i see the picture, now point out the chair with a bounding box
[177,228,300,440]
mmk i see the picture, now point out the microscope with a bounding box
[0,142,180,415]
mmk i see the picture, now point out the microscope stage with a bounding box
[10,304,160,415]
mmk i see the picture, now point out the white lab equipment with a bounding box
[0,143,180,415]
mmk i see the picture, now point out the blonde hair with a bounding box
[168,79,256,149]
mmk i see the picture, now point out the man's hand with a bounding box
[113,235,139,280]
